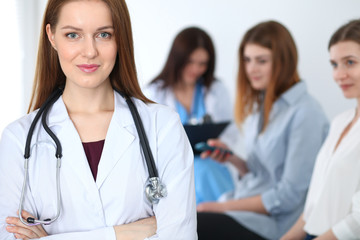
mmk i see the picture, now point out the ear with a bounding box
[46,24,57,50]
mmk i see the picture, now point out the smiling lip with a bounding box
[250,76,261,81]
[77,64,100,73]
[340,84,353,90]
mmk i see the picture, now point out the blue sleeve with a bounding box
[261,105,329,215]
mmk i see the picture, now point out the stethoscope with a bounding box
[19,87,167,226]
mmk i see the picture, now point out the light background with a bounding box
[1,0,359,135]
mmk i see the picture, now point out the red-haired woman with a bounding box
[0,0,196,239]
[196,21,329,239]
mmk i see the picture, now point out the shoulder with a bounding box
[287,85,326,121]
[143,80,165,93]
[207,79,228,94]
[142,80,171,102]
[1,110,39,142]
[132,98,180,125]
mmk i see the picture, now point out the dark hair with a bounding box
[235,20,300,131]
[28,0,151,112]
[328,19,360,49]
[152,27,215,89]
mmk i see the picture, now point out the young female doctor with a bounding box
[0,0,197,239]
[281,19,360,240]
[143,27,236,204]
[196,21,329,239]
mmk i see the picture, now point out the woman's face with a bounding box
[330,41,360,100]
[181,48,209,86]
[243,43,272,91]
[46,0,117,90]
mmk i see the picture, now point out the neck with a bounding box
[175,80,196,92]
[62,81,114,114]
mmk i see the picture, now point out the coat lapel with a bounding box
[49,97,96,188]
[95,92,135,189]
[47,92,136,190]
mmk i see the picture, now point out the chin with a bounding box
[250,83,266,91]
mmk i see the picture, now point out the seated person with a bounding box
[196,20,329,240]
[281,19,360,240]
[143,27,237,204]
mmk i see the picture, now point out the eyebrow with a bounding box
[60,25,114,31]
[330,55,360,62]
[341,55,359,60]
[244,55,271,59]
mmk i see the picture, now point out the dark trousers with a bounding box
[197,212,266,240]
[304,233,317,240]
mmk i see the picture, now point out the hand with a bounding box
[114,216,157,240]
[197,202,227,213]
[280,213,306,240]
[200,139,231,163]
[6,210,48,239]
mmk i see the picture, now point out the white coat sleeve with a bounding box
[0,127,117,240]
[332,190,360,239]
[145,109,197,240]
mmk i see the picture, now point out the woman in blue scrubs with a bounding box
[143,27,236,204]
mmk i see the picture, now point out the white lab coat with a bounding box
[0,91,197,240]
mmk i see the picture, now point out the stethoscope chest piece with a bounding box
[145,177,167,204]
[20,88,167,226]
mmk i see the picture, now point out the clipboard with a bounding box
[183,121,230,154]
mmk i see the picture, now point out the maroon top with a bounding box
[82,140,105,180]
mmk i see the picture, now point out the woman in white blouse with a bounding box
[281,19,360,240]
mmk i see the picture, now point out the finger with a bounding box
[208,139,226,149]
[196,204,205,212]
[14,233,27,239]
[9,214,46,238]
[209,149,222,161]
[19,210,47,237]
[200,150,211,159]
[218,151,229,163]
[6,225,38,239]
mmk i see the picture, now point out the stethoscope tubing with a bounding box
[20,87,166,226]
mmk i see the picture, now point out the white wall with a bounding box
[127,0,360,120]
[0,0,47,135]
[1,0,359,135]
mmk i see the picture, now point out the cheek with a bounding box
[57,45,78,64]
[199,65,208,74]
[264,65,272,82]
[103,44,118,66]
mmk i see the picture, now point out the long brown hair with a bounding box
[152,27,216,89]
[235,20,300,131]
[28,0,151,113]
[328,19,360,49]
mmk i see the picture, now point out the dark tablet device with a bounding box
[194,142,233,155]
[183,121,230,155]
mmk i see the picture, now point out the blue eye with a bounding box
[66,33,78,39]
[258,59,267,64]
[98,32,111,39]
[347,60,355,65]
[330,61,337,68]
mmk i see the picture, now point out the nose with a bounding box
[333,66,348,81]
[194,63,206,75]
[82,37,98,59]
